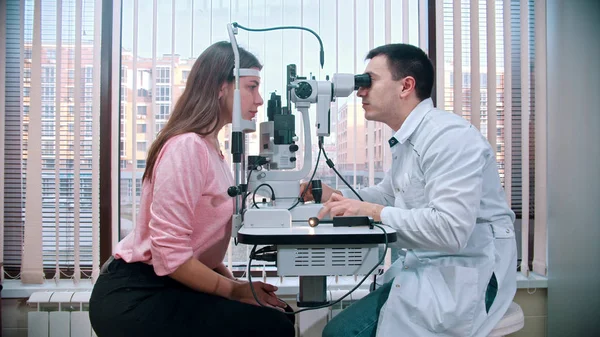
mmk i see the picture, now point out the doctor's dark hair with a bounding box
[366,43,434,101]
[143,41,262,182]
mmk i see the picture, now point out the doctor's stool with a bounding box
[488,302,525,336]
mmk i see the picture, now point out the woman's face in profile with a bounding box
[221,68,264,123]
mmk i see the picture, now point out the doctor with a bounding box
[305,43,517,337]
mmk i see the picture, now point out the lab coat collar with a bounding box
[389,98,434,146]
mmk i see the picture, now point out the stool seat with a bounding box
[488,302,525,337]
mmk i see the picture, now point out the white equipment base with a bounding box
[238,222,396,307]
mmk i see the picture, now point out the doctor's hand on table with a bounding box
[317,193,385,222]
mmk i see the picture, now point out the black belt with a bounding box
[100,256,115,274]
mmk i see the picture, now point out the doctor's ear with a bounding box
[400,76,416,97]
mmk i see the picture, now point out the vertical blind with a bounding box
[436,0,547,276]
[0,0,6,280]
[1,0,101,284]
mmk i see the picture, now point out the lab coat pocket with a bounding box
[490,223,517,291]
[405,266,479,334]
[396,173,426,208]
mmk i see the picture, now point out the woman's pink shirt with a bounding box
[114,133,234,276]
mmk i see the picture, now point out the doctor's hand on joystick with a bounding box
[310,180,323,203]
[300,180,342,203]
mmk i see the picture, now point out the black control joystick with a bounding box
[311,180,323,204]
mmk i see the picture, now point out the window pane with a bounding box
[117,0,425,270]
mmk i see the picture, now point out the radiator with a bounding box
[27,291,96,337]
[24,286,375,337]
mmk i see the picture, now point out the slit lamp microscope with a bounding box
[225,22,396,309]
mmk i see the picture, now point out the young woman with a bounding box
[89,41,295,337]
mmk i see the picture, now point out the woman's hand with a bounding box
[230,281,288,311]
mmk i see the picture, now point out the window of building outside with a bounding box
[137,105,147,117]
[155,86,170,102]
[42,64,56,83]
[156,66,171,84]
[42,86,55,101]
[46,48,55,59]
[137,141,147,152]
[84,66,94,83]
[156,121,166,133]
[43,159,55,170]
[157,103,170,120]
[137,123,147,133]
[24,67,31,82]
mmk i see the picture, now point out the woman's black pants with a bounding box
[89,258,295,337]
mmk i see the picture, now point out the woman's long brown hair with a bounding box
[142,41,262,182]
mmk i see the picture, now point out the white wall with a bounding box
[547,0,600,336]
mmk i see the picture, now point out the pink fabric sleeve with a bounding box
[148,135,208,276]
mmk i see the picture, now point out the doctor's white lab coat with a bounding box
[345,98,517,337]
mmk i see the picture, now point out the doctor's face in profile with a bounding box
[356,55,405,124]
